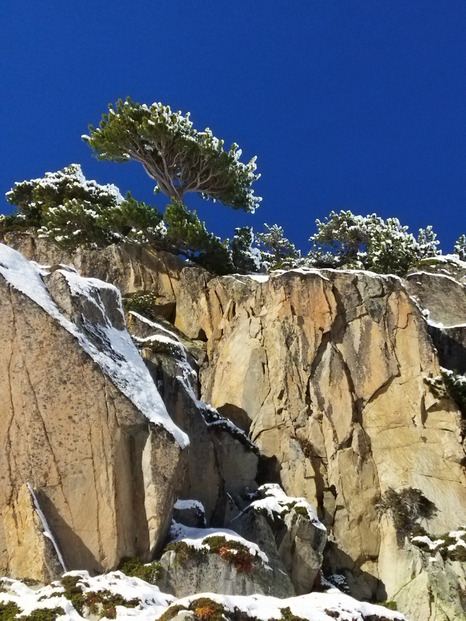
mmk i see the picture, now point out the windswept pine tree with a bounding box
[83,98,261,212]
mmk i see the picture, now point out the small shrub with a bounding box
[308,210,439,275]
[123,292,160,321]
[166,540,207,567]
[0,601,21,620]
[118,556,161,584]
[257,223,301,270]
[203,536,257,573]
[454,234,466,261]
[22,578,42,588]
[158,604,185,621]
[22,608,66,621]
[280,606,306,621]
[425,370,466,430]
[60,575,85,614]
[378,601,398,611]
[375,487,437,544]
[189,597,227,621]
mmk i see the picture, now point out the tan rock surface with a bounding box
[174,268,466,607]
[0,249,185,580]
[3,231,201,320]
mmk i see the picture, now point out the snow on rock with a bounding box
[163,590,406,621]
[0,572,406,620]
[168,521,269,566]
[244,484,326,531]
[174,499,206,513]
[0,243,188,448]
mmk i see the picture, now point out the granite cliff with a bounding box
[1,232,465,621]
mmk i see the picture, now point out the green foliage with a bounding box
[257,223,301,270]
[437,531,466,562]
[375,487,437,543]
[203,535,256,573]
[0,601,21,620]
[3,164,164,248]
[166,540,207,567]
[158,604,186,621]
[166,535,258,573]
[117,557,161,584]
[164,199,234,274]
[21,608,66,621]
[60,575,85,615]
[411,528,466,561]
[84,97,261,212]
[377,601,398,611]
[160,599,263,621]
[123,292,160,321]
[279,607,306,621]
[454,234,466,261]
[308,210,439,275]
[231,226,261,273]
[188,597,227,621]
[60,574,138,618]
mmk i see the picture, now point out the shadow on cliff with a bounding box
[37,491,104,576]
[322,542,388,603]
[429,326,466,375]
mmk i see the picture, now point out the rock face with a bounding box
[2,235,465,620]
[158,544,293,599]
[405,269,466,326]
[0,244,186,580]
[174,267,466,611]
[127,312,259,525]
[3,230,193,321]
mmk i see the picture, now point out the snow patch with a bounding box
[0,244,188,448]
[169,522,269,566]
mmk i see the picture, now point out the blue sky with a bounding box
[1,1,465,252]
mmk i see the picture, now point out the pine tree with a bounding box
[83,98,261,212]
[308,210,439,275]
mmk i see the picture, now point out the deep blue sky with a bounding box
[1,1,465,252]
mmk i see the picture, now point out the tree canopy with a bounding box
[83,98,261,212]
[308,210,440,275]
[4,164,165,248]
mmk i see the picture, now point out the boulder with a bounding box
[404,270,466,326]
[232,484,327,595]
[157,524,294,598]
[0,244,186,580]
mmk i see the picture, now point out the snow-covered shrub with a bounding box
[425,369,466,419]
[454,234,466,261]
[411,528,466,562]
[4,164,165,248]
[231,226,262,273]
[257,223,301,270]
[308,210,440,275]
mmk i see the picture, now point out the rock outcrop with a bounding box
[2,234,466,619]
[174,267,466,614]
[0,244,186,580]
[2,230,193,321]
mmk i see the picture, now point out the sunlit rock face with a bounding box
[175,267,466,607]
[0,245,186,580]
[2,235,465,620]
